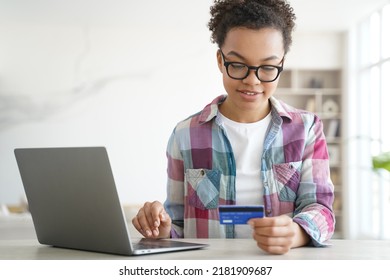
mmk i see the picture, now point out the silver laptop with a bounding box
[14,147,207,256]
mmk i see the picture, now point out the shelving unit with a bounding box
[275,69,344,238]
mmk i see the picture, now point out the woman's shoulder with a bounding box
[270,97,320,124]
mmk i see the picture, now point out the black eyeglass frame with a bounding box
[219,49,284,83]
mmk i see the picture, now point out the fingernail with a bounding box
[153,229,159,236]
[154,220,159,227]
[247,220,254,228]
[145,230,152,237]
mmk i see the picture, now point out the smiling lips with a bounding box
[239,90,264,96]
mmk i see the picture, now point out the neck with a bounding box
[219,99,271,123]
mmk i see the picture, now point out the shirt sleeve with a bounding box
[293,115,336,246]
[163,129,185,238]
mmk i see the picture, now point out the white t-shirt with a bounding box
[217,111,272,238]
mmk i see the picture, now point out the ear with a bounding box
[216,50,223,73]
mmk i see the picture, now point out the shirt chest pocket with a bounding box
[272,161,302,202]
[185,168,221,210]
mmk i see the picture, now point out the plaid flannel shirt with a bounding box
[164,95,335,246]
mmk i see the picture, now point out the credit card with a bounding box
[219,205,264,225]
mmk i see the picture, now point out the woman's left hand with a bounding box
[248,215,310,255]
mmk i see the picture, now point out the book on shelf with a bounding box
[326,119,340,140]
[305,97,316,112]
[327,144,340,166]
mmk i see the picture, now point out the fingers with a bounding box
[253,235,294,255]
[248,214,291,228]
[256,240,292,255]
[131,201,171,238]
[248,216,292,236]
[133,201,161,237]
[249,215,295,255]
[252,223,294,237]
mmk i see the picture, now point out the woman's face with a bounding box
[217,27,285,122]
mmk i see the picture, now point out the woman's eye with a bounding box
[261,66,276,72]
[230,63,246,70]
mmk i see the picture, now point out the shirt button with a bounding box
[200,169,205,176]
[266,209,272,215]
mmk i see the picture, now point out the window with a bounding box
[382,5,390,60]
[347,3,390,239]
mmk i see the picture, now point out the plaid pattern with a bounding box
[164,95,335,246]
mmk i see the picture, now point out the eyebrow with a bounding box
[226,50,281,63]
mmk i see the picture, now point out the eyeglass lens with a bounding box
[227,63,280,81]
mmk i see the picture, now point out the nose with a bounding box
[242,69,261,85]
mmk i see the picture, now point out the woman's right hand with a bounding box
[131,201,172,238]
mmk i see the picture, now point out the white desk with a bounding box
[1,215,390,260]
[2,238,390,260]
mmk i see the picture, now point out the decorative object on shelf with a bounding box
[309,77,323,88]
[322,99,339,116]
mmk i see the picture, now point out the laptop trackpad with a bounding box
[132,238,208,254]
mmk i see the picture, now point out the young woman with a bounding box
[132,0,335,255]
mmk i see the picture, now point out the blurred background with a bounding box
[0,0,389,240]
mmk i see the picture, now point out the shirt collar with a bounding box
[198,95,293,125]
[198,95,227,124]
[269,96,293,122]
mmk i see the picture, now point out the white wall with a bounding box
[287,32,344,69]
[0,0,222,205]
[0,0,346,207]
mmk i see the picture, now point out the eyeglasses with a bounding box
[220,50,284,82]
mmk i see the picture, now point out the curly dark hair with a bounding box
[208,0,296,53]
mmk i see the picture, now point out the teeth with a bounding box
[244,91,257,96]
